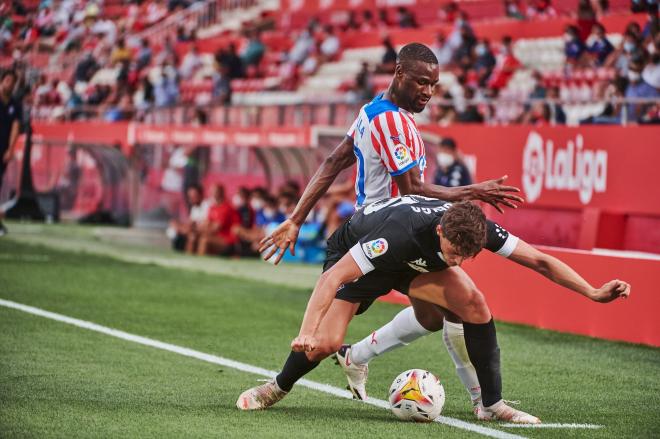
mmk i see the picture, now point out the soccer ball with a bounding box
[388,369,445,422]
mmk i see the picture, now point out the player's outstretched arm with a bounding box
[393,167,524,213]
[508,239,631,303]
[291,254,363,352]
[260,137,356,264]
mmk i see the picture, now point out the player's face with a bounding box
[0,75,16,95]
[395,61,439,113]
[438,228,473,267]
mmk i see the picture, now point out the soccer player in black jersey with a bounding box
[237,197,630,418]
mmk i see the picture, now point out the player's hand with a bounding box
[258,219,300,265]
[590,280,631,303]
[469,175,525,213]
[291,334,318,352]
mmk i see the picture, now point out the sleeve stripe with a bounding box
[496,234,519,257]
[349,243,375,275]
[389,160,419,176]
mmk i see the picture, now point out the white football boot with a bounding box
[236,380,288,410]
[476,399,541,424]
[335,345,369,400]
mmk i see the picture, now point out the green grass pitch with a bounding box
[1,237,659,438]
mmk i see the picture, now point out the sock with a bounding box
[351,306,431,365]
[463,318,502,407]
[442,319,482,403]
[275,351,320,392]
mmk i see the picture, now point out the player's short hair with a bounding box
[440,201,487,257]
[397,43,438,68]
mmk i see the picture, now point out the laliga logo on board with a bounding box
[522,131,608,205]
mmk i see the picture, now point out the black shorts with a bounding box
[324,221,417,315]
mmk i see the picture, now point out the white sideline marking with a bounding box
[501,423,603,429]
[0,298,523,439]
[0,299,604,436]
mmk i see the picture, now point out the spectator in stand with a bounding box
[625,55,660,121]
[167,184,209,252]
[133,76,154,114]
[457,87,484,123]
[504,0,526,20]
[440,2,461,22]
[377,8,391,27]
[233,187,255,229]
[521,100,551,125]
[288,29,314,66]
[136,38,153,71]
[154,72,179,107]
[643,39,660,87]
[241,30,265,68]
[529,70,547,100]
[175,24,194,43]
[396,6,417,28]
[526,0,557,19]
[607,30,643,76]
[217,42,244,79]
[320,25,340,62]
[453,24,478,68]
[110,37,132,66]
[488,35,520,89]
[344,10,359,32]
[587,23,614,66]
[546,85,567,124]
[74,51,99,82]
[212,64,232,105]
[435,92,458,125]
[434,137,472,188]
[157,36,178,66]
[576,0,598,42]
[353,61,374,102]
[433,33,453,67]
[376,37,398,74]
[301,42,321,76]
[197,183,240,256]
[581,76,627,124]
[179,45,203,80]
[474,39,496,86]
[564,25,587,67]
[360,10,378,31]
[36,5,55,36]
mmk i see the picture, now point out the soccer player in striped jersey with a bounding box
[253,43,533,422]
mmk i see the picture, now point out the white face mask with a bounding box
[232,194,244,207]
[437,152,454,168]
[250,198,264,210]
[628,71,641,82]
[263,208,276,218]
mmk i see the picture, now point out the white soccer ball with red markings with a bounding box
[388,369,445,422]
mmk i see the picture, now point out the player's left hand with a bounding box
[291,334,319,352]
[590,280,631,303]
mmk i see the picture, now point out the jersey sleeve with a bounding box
[371,111,417,176]
[484,220,519,258]
[346,117,358,138]
[348,221,413,275]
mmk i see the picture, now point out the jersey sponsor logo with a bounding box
[363,238,388,259]
[407,258,429,273]
[393,144,414,168]
[522,131,607,205]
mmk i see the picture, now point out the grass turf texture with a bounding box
[1,238,659,438]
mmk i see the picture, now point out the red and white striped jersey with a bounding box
[346,93,427,207]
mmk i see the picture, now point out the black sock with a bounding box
[463,318,502,407]
[275,351,320,392]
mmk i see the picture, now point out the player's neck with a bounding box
[384,85,414,114]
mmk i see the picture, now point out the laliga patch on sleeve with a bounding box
[393,144,414,168]
[362,238,389,259]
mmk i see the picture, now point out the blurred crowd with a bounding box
[166,179,356,262]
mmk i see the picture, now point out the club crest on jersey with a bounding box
[393,144,413,168]
[363,238,388,259]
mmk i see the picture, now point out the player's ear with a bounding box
[436,224,443,238]
[395,63,404,78]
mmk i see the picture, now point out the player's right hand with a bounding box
[470,175,525,213]
[258,219,300,265]
[291,334,318,352]
[590,279,631,303]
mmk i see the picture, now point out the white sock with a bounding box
[443,319,482,403]
[350,306,431,365]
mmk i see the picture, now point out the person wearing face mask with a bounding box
[607,30,641,75]
[564,25,586,67]
[587,23,614,66]
[232,186,255,229]
[433,138,472,188]
[474,39,496,86]
[625,56,660,122]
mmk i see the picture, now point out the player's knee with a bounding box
[463,289,491,324]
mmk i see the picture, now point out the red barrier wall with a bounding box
[380,248,660,347]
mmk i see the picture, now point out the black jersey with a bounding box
[0,96,22,152]
[337,195,519,276]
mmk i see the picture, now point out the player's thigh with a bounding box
[309,299,360,360]
[409,268,490,323]
[409,297,448,332]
